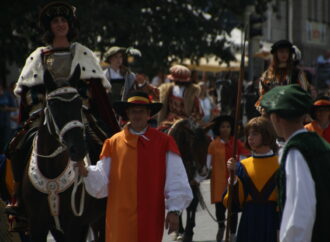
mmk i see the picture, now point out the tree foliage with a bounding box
[1,0,273,85]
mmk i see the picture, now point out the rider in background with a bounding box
[103,46,136,102]
[5,1,120,219]
[207,115,250,242]
[158,64,203,128]
[255,40,309,113]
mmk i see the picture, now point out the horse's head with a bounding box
[43,65,86,161]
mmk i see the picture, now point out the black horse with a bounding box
[21,66,106,242]
[168,119,211,242]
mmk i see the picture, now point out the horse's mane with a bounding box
[168,119,191,136]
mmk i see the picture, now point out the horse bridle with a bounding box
[41,87,84,157]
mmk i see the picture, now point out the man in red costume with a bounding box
[78,91,193,242]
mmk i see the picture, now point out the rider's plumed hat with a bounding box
[168,65,191,82]
[271,40,295,54]
[39,1,77,30]
[113,91,163,120]
[261,84,312,118]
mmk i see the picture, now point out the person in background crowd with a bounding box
[261,84,330,242]
[103,46,135,102]
[244,77,260,120]
[151,70,166,87]
[207,115,250,242]
[128,50,160,127]
[305,96,330,143]
[256,40,309,112]
[158,65,203,127]
[128,50,159,102]
[316,50,330,89]
[224,117,279,242]
[0,84,15,153]
[77,91,193,242]
[8,82,20,140]
[316,50,330,65]
[198,81,215,124]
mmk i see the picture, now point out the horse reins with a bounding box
[44,87,84,145]
[32,86,87,231]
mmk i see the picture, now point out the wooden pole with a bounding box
[224,25,248,242]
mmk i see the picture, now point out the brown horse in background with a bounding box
[168,119,211,242]
[21,67,106,242]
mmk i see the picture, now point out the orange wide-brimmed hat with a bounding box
[167,65,191,82]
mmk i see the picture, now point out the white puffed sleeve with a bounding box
[280,149,316,242]
[83,157,111,198]
[165,151,193,212]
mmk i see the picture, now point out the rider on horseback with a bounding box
[5,1,120,220]
[158,65,203,129]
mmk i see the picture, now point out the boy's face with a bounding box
[315,108,330,123]
[247,129,263,151]
[270,113,283,137]
[219,121,231,139]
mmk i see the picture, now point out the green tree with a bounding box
[1,0,273,86]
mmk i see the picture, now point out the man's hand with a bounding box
[75,161,88,177]
[165,212,179,234]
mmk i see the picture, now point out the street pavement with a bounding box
[48,179,230,242]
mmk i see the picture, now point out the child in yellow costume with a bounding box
[224,117,279,242]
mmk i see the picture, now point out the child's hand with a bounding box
[227,157,237,171]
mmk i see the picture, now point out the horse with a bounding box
[21,66,107,242]
[167,119,211,242]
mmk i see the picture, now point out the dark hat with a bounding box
[168,65,191,82]
[211,115,234,136]
[39,1,77,30]
[310,96,330,119]
[261,84,312,118]
[113,91,163,120]
[271,40,295,54]
[104,46,126,62]
[126,47,143,73]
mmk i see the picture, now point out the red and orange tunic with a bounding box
[84,126,193,242]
